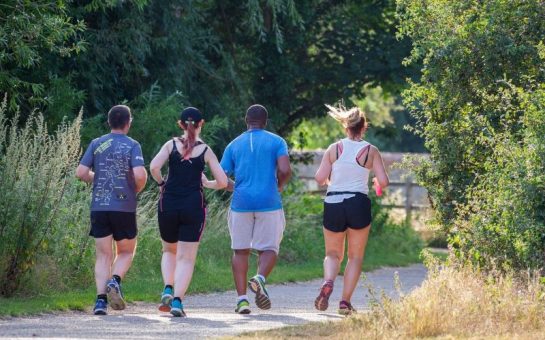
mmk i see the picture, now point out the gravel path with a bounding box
[0,264,427,339]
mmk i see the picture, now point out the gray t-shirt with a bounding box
[80,133,145,212]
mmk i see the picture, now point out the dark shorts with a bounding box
[90,211,137,241]
[158,208,206,243]
[323,193,372,232]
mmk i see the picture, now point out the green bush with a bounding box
[0,96,84,296]
[398,0,545,269]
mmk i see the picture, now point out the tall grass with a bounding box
[0,96,84,296]
[244,254,545,339]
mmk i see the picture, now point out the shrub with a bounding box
[0,96,83,296]
[398,0,545,269]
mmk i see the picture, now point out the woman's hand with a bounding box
[373,177,382,197]
[201,173,212,189]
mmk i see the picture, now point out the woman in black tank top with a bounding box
[150,107,227,317]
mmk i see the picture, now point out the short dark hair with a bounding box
[108,105,132,129]
[246,104,268,125]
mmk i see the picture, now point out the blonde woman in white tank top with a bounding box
[313,104,389,315]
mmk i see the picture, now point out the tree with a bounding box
[398,0,545,269]
[0,1,86,123]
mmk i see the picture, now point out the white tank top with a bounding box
[325,138,370,203]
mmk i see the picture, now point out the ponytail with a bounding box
[181,121,197,160]
[325,103,367,138]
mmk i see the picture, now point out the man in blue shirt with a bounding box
[212,104,291,314]
[76,105,147,315]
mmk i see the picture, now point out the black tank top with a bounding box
[159,139,207,212]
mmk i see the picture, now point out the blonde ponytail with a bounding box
[326,103,368,136]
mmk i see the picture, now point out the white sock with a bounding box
[257,274,266,283]
[237,295,249,302]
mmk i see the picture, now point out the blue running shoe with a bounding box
[159,286,173,312]
[93,299,107,315]
[106,278,126,310]
[170,298,186,317]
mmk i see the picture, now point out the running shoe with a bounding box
[248,275,271,310]
[106,278,126,310]
[93,298,108,315]
[235,299,251,314]
[158,286,174,312]
[338,300,357,316]
[314,281,334,311]
[170,299,186,317]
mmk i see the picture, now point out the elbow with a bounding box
[135,174,147,185]
[134,170,148,187]
[314,175,324,186]
[217,176,228,189]
[285,168,293,181]
[149,164,160,176]
[314,172,327,186]
[281,167,292,181]
[75,167,85,181]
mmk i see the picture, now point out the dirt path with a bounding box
[0,264,427,339]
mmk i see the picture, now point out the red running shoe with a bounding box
[314,281,334,311]
[338,300,357,316]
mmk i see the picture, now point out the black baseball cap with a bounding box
[180,107,203,125]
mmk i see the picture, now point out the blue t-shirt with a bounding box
[80,133,145,212]
[221,129,289,212]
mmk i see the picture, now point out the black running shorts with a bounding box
[158,209,206,243]
[323,193,372,232]
[90,211,137,241]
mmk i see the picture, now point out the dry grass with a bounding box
[237,254,545,339]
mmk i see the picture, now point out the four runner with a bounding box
[76,102,388,317]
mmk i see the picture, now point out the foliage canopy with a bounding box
[398,0,545,269]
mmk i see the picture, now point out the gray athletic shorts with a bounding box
[228,209,285,254]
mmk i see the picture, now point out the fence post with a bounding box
[405,177,412,225]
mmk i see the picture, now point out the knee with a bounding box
[326,251,344,263]
[234,249,251,257]
[96,250,113,263]
[117,248,135,258]
[347,254,364,263]
[162,244,176,254]
[176,251,197,263]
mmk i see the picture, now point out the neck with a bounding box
[111,129,126,135]
[247,124,264,130]
[182,131,200,139]
[348,135,362,141]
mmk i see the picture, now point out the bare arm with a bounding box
[276,155,292,192]
[149,141,171,184]
[76,165,95,183]
[315,145,334,186]
[132,166,148,193]
[202,148,228,190]
[371,146,389,188]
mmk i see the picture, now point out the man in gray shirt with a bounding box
[76,105,147,315]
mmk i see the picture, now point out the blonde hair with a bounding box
[325,103,368,135]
